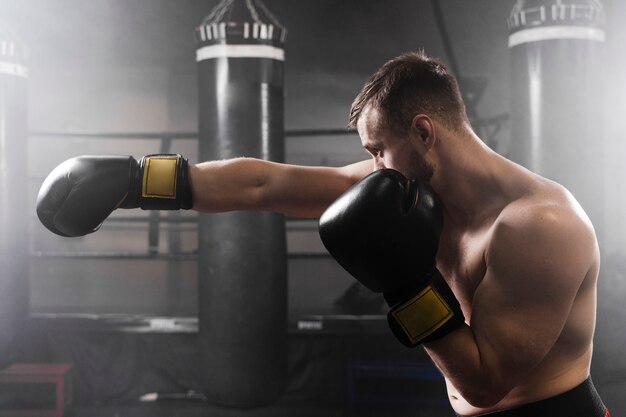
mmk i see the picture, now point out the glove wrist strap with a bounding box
[123,154,193,210]
[386,270,465,347]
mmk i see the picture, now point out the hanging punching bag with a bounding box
[508,0,606,235]
[0,28,29,367]
[195,0,287,407]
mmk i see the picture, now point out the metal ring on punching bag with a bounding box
[508,1,605,47]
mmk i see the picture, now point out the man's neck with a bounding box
[431,133,511,229]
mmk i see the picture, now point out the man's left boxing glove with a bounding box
[36,154,193,237]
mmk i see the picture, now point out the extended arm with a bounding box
[36,153,373,236]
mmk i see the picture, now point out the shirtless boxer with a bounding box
[37,52,608,416]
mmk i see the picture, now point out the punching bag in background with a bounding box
[195,0,287,407]
[508,0,606,236]
[0,29,29,367]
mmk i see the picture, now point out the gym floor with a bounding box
[71,401,453,417]
[72,402,343,417]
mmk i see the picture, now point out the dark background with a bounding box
[2,0,625,415]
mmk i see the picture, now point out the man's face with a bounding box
[357,106,434,182]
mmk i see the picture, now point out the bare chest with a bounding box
[436,227,491,314]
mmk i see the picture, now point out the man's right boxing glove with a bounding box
[36,154,193,237]
[319,169,465,347]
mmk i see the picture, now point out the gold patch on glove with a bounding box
[391,285,453,344]
[142,156,178,199]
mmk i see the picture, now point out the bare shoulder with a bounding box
[498,179,595,237]
[487,179,598,284]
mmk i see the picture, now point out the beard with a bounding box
[407,147,434,183]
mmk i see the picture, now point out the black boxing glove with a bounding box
[36,154,193,237]
[319,169,464,347]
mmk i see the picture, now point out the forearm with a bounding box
[189,157,272,213]
[188,157,371,217]
[424,325,512,407]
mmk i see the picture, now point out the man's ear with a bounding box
[411,114,436,150]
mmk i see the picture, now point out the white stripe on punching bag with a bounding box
[196,44,284,61]
[509,25,605,48]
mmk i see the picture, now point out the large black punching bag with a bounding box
[0,28,29,367]
[508,0,606,236]
[195,0,287,407]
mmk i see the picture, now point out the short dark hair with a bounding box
[349,51,469,135]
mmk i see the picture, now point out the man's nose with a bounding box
[374,157,386,170]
